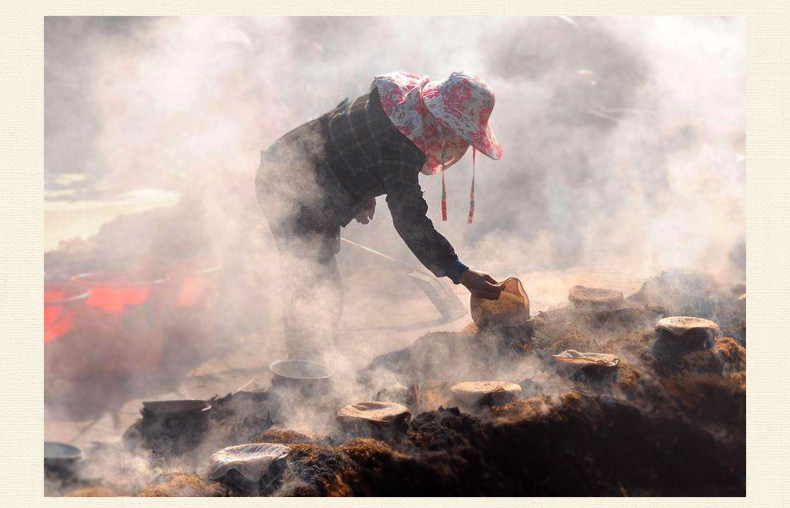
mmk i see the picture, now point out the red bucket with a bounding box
[161,259,222,376]
[71,272,167,376]
[44,283,90,342]
[172,259,222,308]
[72,272,165,314]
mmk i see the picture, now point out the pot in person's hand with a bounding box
[471,277,530,329]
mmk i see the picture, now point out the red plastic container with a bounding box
[71,272,164,314]
[44,283,90,342]
[161,259,222,377]
[173,259,222,308]
[70,272,167,376]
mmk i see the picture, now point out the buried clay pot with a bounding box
[450,381,522,406]
[123,400,212,457]
[568,285,624,311]
[656,316,720,347]
[337,401,412,426]
[471,277,529,329]
[553,351,621,384]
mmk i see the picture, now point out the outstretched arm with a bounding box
[386,177,502,299]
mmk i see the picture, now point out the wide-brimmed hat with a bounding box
[373,71,502,223]
[373,71,503,172]
[421,71,503,160]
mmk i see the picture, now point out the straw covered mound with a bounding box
[60,270,744,497]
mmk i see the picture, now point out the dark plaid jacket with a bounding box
[320,87,468,283]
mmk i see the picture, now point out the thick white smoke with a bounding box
[46,16,745,282]
[44,16,745,431]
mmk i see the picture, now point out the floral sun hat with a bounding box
[421,71,503,161]
[373,71,503,223]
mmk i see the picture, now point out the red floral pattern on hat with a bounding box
[422,71,503,160]
[374,71,500,175]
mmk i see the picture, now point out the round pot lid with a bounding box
[45,442,83,461]
[553,350,620,368]
[269,360,333,380]
[337,401,411,425]
[208,443,291,482]
[450,381,522,406]
[655,316,720,336]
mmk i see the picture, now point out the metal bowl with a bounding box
[270,360,332,380]
[45,442,83,474]
[269,360,333,394]
[141,399,211,414]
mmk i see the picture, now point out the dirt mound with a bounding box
[715,337,746,371]
[107,269,745,497]
[489,394,554,422]
[278,443,353,497]
[338,436,480,496]
[408,407,482,451]
[271,393,744,496]
[469,395,743,495]
[662,372,746,433]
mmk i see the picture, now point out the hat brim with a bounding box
[431,113,503,161]
[421,84,503,160]
[476,122,503,160]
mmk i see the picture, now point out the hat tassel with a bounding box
[440,136,448,221]
[467,147,476,224]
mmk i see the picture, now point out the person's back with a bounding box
[322,87,427,224]
[256,71,505,362]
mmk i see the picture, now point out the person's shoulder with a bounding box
[365,86,426,168]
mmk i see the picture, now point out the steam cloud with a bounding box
[45,16,745,283]
[44,14,745,426]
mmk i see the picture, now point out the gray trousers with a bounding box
[256,139,343,362]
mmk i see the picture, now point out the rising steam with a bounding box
[46,16,745,283]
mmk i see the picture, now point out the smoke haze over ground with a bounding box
[43,18,747,495]
[45,16,746,280]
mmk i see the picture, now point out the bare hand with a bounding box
[460,269,503,300]
[354,198,376,224]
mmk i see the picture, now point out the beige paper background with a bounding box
[0,2,785,506]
